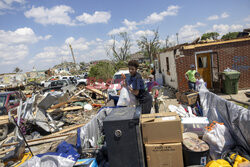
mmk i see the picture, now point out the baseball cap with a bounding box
[190,64,195,68]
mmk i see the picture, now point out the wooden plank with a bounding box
[0,147,15,155]
[50,97,86,110]
[48,123,86,137]
[0,114,16,120]
[0,135,72,155]
[0,119,9,125]
[85,86,108,98]
[47,106,83,113]
[1,132,76,147]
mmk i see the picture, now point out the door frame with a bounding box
[195,50,213,88]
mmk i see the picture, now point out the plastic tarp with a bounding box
[77,107,119,150]
[20,141,80,167]
[199,91,250,154]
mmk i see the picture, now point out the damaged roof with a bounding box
[183,36,250,50]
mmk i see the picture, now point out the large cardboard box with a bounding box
[176,91,198,105]
[145,142,184,167]
[140,112,182,144]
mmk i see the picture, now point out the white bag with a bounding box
[203,122,235,160]
[117,87,137,106]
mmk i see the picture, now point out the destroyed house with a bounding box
[129,52,150,63]
[159,37,250,91]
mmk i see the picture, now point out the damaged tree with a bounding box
[137,29,161,64]
[107,32,132,62]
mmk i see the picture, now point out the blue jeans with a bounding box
[188,81,196,90]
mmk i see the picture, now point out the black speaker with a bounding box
[103,107,145,167]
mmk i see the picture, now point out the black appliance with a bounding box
[103,107,145,167]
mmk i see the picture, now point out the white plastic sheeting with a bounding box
[20,141,79,167]
[77,107,115,150]
[199,91,250,155]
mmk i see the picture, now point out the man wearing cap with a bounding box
[185,64,196,90]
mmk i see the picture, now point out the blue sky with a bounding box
[0,0,249,73]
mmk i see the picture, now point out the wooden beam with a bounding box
[1,132,76,147]
[48,123,86,136]
[85,86,108,98]
[47,106,83,113]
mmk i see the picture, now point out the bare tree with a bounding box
[137,29,160,64]
[107,32,131,62]
[13,67,22,73]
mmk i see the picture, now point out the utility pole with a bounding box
[176,33,179,45]
[69,44,76,65]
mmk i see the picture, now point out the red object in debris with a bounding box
[92,104,102,107]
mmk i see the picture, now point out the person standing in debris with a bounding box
[195,72,206,91]
[146,75,159,92]
[123,60,153,114]
[185,64,197,90]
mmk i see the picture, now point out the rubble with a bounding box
[0,69,249,167]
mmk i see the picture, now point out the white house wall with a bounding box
[160,51,178,89]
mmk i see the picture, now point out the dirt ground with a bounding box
[156,89,250,113]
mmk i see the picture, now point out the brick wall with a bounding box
[176,39,250,91]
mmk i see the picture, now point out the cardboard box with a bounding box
[140,112,182,144]
[176,91,198,105]
[145,143,184,167]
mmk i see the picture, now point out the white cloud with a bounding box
[246,23,250,27]
[0,27,39,44]
[108,5,179,35]
[96,38,102,42]
[24,5,75,26]
[244,15,250,22]
[108,19,138,35]
[142,5,180,24]
[64,37,89,51]
[28,36,101,67]
[0,44,28,65]
[76,11,111,24]
[43,35,52,40]
[207,15,219,20]
[135,30,154,37]
[178,22,206,43]
[0,27,50,65]
[221,12,229,18]
[211,24,243,35]
[0,0,25,11]
[207,12,229,20]
[108,27,128,35]
[123,19,138,30]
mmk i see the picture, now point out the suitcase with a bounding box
[103,106,145,167]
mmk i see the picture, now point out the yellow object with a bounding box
[14,152,33,167]
[206,159,232,167]
[230,153,249,167]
